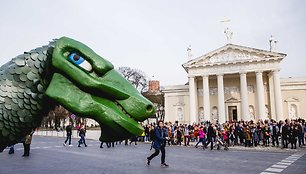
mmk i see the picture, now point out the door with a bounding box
[228,106,238,121]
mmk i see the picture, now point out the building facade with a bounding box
[163,44,306,124]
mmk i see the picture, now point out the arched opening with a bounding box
[212,106,218,120]
[177,108,184,121]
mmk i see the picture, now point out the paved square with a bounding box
[0,136,305,174]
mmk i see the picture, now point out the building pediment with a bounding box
[225,97,240,103]
[284,97,299,102]
[183,44,286,71]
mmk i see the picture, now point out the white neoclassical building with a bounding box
[163,44,306,124]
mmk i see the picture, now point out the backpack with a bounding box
[149,129,156,141]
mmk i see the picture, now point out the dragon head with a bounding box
[45,37,155,141]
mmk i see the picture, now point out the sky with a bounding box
[1,0,306,86]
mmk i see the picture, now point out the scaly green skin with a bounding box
[0,37,155,152]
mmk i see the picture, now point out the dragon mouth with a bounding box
[114,101,138,122]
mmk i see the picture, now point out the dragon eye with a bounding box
[68,53,93,72]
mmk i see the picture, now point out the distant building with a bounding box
[149,80,160,92]
[163,43,306,124]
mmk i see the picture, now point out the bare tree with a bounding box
[117,67,148,93]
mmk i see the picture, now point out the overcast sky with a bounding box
[1,0,305,86]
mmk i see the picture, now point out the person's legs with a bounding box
[187,136,191,146]
[203,138,207,148]
[160,146,166,164]
[68,135,72,145]
[147,149,160,161]
[78,137,82,147]
[195,139,201,147]
[207,137,213,150]
[8,145,14,154]
[276,136,279,146]
[22,142,26,156]
[298,135,302,147]
[82,136,87,147]
[23,143,30,156]
[26,144,30,156]
[272,136,276,146]
[64,136,69,144]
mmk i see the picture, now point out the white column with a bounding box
[256,71,266,120]
[217,74,226,123]
[189,76,197,124]
[273,70,283,121]
[240,72,249,121]
[268,73,276,120]
[202,75,211,121]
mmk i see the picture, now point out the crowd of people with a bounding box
[143,118,306,150]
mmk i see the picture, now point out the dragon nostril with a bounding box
[146,105,153,112]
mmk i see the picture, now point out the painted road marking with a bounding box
[261,153,305,174]
[277,162,291,165]
[271,164,288,169]
[265,167,283,173]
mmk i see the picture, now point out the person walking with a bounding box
[195,126,206,149]
[281,121,289,148]
[176,127,182,146]
[244,125,251,147]
[289,124,298,149]
[271,121,280,147]
[8,145,14,154]
[63,123,73,146]
[22,131,34,157]
[147,120,169,167]
[78,124,87,147]
[183,124,190,146]
[206,123,215,150]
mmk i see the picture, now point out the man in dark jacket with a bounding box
[281,121,289,148]
[63,123,72,146]
[206,123,215,150]
[147,120,169,167]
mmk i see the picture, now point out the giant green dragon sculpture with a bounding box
[0,37,155,152]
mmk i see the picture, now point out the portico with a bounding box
[164,44,292,124]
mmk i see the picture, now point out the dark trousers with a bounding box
[65,134,72,145]
[291,138,297,149]
[298,134,304,146]
[282,136,288,148]
[78,135,87,146]
[245,140,251,147]
[8,145,14,154]
[177,137,182,146]
[23,142,30,156]
[195,138,206,148]
[272,135,279,146]
[206,137,214,150]
[147,146,166,164]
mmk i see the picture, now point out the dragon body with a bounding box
[0,37,155,152]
